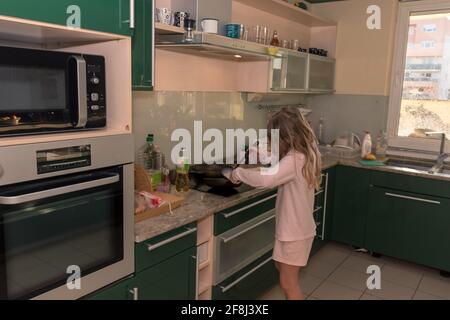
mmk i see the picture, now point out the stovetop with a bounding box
[192,182,254,198]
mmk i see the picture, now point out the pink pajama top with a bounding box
[233,151,316,241]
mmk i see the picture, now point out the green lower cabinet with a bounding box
[0,0,134,36]
[135,246,197,300]
[87,276,137,300]
[331,166,370,248]
[213,251,277,300]
[366,186,450,272]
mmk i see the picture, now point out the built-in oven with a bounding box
[0,46,106,136]
[0,135,134,300]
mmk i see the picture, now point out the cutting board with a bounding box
[135,191,185,223]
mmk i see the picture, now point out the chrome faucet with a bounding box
[425,132,449,174]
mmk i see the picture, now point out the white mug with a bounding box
[201,18,219,34]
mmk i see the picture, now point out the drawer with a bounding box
[135,223,197,273]
[214,191,277,235]
[370,170,450,199]
[214,210,276,285]
[213,251,277,300]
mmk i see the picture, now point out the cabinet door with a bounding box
[132,0,153,90]
[135,246,197,300]
[87,277,137,300]
[366,186,450,271]
[270,52,308,92]
[307,55,335,92]
[331,166,370,248]
[0,0,134,36]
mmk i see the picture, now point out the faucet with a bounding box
[425,132,449,174]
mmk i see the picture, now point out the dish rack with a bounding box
[319,145,360,159]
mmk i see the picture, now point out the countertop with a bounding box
[135,155,450,243]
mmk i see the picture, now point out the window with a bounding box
[421,40,436,48]
[388,1,450,154]
[423,23,437,32]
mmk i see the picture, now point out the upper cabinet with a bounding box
[0,0,154,91]
[0,0,135,36]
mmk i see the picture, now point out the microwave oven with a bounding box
[0,46,106,136]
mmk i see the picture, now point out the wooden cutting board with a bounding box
[135,191,185,223]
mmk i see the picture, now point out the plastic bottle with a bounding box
[375,131,388,160]
[144,134,164,188]
[361,132,373,159]
[175,148,190,193]
[318,115,325,145]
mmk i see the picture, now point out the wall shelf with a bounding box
[155,22,185,36]
[233,0,336,27]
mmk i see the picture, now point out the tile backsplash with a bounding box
[133,91,270,165]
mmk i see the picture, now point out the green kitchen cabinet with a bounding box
[366,186,450,272]
[311,167,335,255]
[87,276,137,300]
[0,0,134,36]
[331,166,370,248]
[132,0,153,90]
[135,246,197,300]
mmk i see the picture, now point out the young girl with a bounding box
[224,107,322,300]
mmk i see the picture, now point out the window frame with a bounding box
[387,0,450,155]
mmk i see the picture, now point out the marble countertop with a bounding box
[135,155,450,243]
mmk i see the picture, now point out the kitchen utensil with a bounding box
[156,8,173,25]
[201,18,219,34]
[174,11,190,27]
[226,23,241,38]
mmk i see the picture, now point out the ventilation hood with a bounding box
[155,33,274,62]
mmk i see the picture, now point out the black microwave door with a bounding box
[0,46,77,134]
[0,168,124,300]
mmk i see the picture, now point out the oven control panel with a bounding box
[37,145,92,174]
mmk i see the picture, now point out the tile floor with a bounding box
[259,241,450,300]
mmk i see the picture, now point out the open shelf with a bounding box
[155,22,185,36]
[233,0,336,27]
[0,15,127,48]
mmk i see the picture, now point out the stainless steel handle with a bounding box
[385,192,440,205]
[129,0,135,28]
[147,227,197,251]
[71,55,87,128]
[321,173,329,240]
[129,287,139,300]
[219,212,275,244]
[0,175,119,205]
[221,194,277,219]
[220,257,273,293]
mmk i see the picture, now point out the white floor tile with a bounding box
[381,264,423,289]
[367,279,416,300]
[312,242,352,264]
[311,280,363,300]
[341,253,384,273]
[418,274,450,299]
[302,255,341,278]
[360,293,383,300]
[299,272,325,295]
[413,291,445,300]
[328,265,369,291]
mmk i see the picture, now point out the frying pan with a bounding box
[190,164,242,188]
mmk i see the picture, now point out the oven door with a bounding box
[0,46,87,135]
[0,165,133,300]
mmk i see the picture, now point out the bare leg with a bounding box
[278,262,304,300]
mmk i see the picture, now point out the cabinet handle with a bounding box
[129,0,135,29]
[319,173,329,240]
[220,257,273,293]
[147,227,197,251]
[219,212,275,244]
[385,192,440,205]
[221,194,277,219]
[129,287,139,300]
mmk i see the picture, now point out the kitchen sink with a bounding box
[385,159,450,176]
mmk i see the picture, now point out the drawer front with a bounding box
[136,223,197,273]
[370,170,450,199]
[214,210,276,285]
[213,251,277,300]
[214,191,277,235]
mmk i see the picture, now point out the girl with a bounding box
[224,107,322,300]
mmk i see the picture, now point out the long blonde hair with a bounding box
[268,107,322,190]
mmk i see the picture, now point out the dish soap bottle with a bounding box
[175,148,190,193]
[143,134,164,189]
[361,131,372,159]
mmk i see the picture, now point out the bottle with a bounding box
[361,132,373,159]
[270,31,280,47]
[375,131,388,160]
[318,115,325,145]
[175,148,190,193]
[144,134,165,188]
